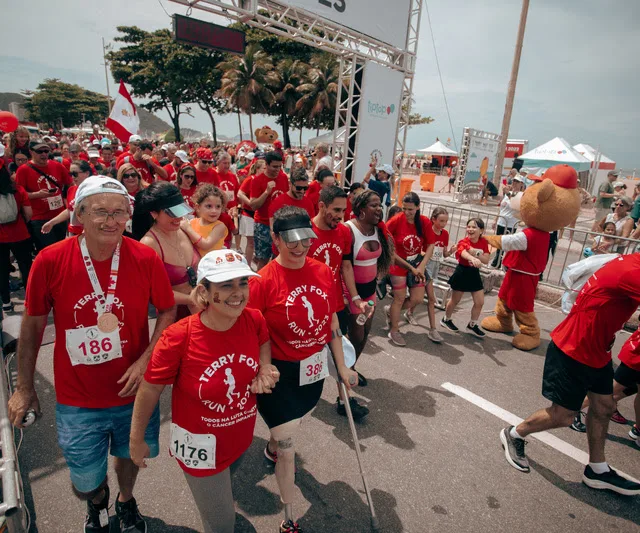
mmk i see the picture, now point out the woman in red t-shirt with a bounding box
[441,218,490,337]
[248,206,357,533]
[384,192,435,347]
[129,249,279,533]
[176,164,198,208]
[41,161,92,237]
[0,162,33,312]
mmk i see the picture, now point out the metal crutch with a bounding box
[328,347,380,532]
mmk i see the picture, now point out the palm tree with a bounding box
[295,54,339,137]
[271,58,307,148]
[217,44,276,141]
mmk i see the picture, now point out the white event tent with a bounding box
[519,137,591,176]
[573,143,617,193]
[308,127,346,147]
[417,140,458,156]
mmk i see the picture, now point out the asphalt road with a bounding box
[7,291,639,533]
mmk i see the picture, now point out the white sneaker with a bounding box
[384,305,391,329]
[427,328,443,343]
[404,310,418,326]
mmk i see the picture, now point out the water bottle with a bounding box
[356,300,375,325]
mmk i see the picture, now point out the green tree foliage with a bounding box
[217,44,276,142]
[272,59,307,148]
[107,26,197,141]
[295,54,339,136]
[22,79,109,129]
[408,112,435,127]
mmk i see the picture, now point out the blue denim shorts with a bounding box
[254,222,273,260]
[56,402,160,493]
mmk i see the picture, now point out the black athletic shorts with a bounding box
[541,341,613,412]
[614,362,640,390]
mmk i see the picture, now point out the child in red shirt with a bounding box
[441,218,490,337]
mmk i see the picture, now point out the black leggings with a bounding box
[0,239,33,304]
[29,220,66,252]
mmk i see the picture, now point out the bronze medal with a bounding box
[97,312,119,333]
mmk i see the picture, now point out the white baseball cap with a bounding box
[175,150,190,164]
[128,134,142,143]
[0,144,4,158]
[246,152,255,161]
[70,176,132,226]
[197,249,260,284]
[87,150,100,159]
[375,163,394,176]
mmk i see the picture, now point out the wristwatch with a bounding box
[475,250,481,257]
[351,295,362,302]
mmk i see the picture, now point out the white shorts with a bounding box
[239,215,255,237]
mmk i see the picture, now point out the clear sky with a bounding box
[1,0,638,169]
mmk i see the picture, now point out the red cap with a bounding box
[530,164,578,189]
[196,147,213,160]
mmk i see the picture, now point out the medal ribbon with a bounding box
[79,237,121,316]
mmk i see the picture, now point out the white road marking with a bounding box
[441,382,639,483]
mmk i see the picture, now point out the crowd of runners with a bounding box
[0,127,638,533]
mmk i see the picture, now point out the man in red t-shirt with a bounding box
[499,254,640,496]
[8,176,177,531]
[308,185,369,420]
[268,166,315,227]
[117,140,168,183]
[194,147,219,185]
[15,139,72,250]
[250,151,288,270]
[116,134,142,167]
[162,149,190,182]
[305,168,336,216]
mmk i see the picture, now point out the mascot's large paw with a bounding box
[481,316,513,333]
[512,333,541,352]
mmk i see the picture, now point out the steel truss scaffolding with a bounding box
[169,0,424,187]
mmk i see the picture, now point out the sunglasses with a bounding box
[181,174,195,179]
[123,173,139,179]
[294,185,309,192]
[70,171,79,177]
[187,266,197,288]
[34,149,50,154]
[201,160,213,164]
[284,238,312,250]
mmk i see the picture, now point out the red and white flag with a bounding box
[106,81,140,143]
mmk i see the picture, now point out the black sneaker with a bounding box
[2,302,14,313]
[115,494,147,533]
[264,443,277,464]
[84,485,110,533]
[570,412,586,433]
[500,427,530,473]
[336,397,369,420]
[280,519,303,532]
[466,323,486,338]
[440,317,459,332]
[582,465,640,496]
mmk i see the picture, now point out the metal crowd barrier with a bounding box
[0,316,29,533]
[416,199,640,292]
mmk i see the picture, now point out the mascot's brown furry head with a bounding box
[519,165,581,232]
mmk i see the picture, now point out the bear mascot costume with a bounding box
[481,164,581,351]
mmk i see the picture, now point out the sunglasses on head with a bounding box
[294,185,309,192]
[34,149,50,154]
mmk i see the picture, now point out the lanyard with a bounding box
[79,237,121,315]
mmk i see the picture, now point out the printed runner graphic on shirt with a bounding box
[285,283,331,349]
[310,240,344,277]
[73,293,126,339]
[402,234,422,256]
[198,352,258,428]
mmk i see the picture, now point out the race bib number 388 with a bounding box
[299,346,330,386]
[170,423,216,470]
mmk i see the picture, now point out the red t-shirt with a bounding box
[116,152,133,167]
[15,161,71,220]
[432,229,450,250]
[65,185,83,236]
[0,187,30,243]
[551,254,640,369]
[162,163,178,182]
[308,222,352,311]
[248,258,336,362]
[196,168,219,186]
[117,157,154,184]
[250,171,289,225]
[344,197,353,221]
[238,175,254,218]
[618,328,640,371]
[455,236,490,267]
[305,180,321,216]
[217,171,239,209]
[219,212,235,248]
[386,213,435,276]
[144,309,268,476]
[268,192,315,221]
[25,236,175,408]
[180,185,197,208]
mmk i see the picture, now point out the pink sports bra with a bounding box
[148,230,199,286]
